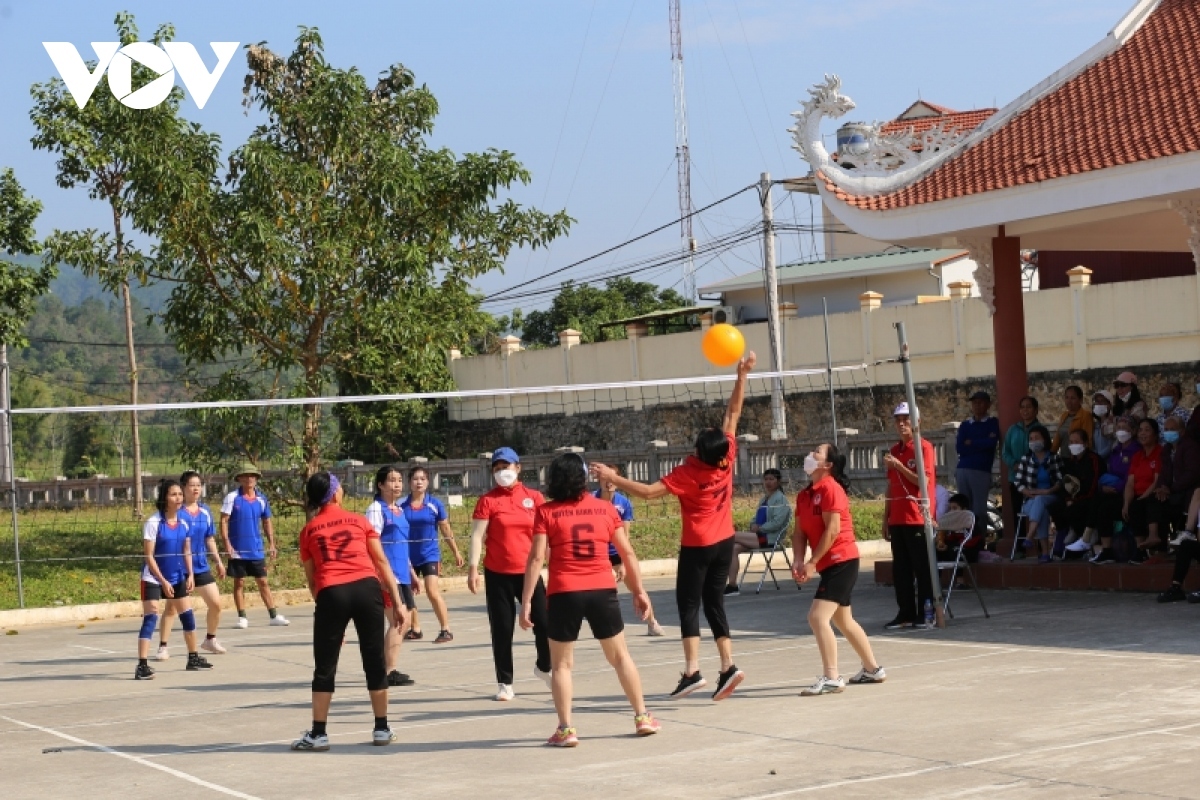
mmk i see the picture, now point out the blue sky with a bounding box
[0,0,1128,315]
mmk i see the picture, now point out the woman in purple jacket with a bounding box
[1090,417,1140,564]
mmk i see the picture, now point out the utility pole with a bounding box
[760,172,787,440]
[669,0,697,301]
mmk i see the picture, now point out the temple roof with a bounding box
[824,0,1200,212]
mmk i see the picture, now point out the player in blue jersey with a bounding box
[220,463,288,629]
[135,479,213,679]
[596,480,665,637]
[366,465,422,687]
[157,471,228,659]
[402,466,463,643]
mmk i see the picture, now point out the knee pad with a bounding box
[179,609,196,632]
[139,614,159,640]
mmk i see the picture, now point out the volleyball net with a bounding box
[0,362,916,609]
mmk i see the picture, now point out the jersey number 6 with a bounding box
[569,523,595,560]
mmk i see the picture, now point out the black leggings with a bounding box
[1172,539,1200,585]
[676,536,734,640]
[484,569,551,684]
[312,577,387,694]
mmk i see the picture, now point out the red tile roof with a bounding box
[879,108,997,137]
[832,0,1200,211]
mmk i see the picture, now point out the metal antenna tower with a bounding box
[669,0,696,300]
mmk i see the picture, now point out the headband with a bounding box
[321,473,341,506]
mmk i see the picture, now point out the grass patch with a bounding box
[0,492,886,610]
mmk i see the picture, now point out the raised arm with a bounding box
[722,351,757,435]
[591,463,670,500]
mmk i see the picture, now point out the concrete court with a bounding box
[3,576,1200,800]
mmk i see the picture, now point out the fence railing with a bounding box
[5,428,961,509]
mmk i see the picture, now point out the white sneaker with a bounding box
[235,617,249,629]
[1169,530,1197,547]
[647,620,665,637]
[1065,538,1092,552]
[533,666,552,689]
[495,683,515,701]
[847,665,887,684]
[800,676,845,696]
[154,645,170,661]
[290,730,330,751]
[372,728,396,746]
[269,615,290,627]
[200,638,227,655]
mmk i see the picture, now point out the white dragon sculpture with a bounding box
[789,75,973,196]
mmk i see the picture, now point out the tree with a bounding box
[520,277,690,347]
[30,12,197,517]
[0,170,55,347]
[138,29,571,478]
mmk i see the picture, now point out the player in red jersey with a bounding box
[291,472,407,751]
[468,447,552,701]
[592,351,756,702]
[520,452,660,747]
[792,442,886,696]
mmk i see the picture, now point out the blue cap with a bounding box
[491,446,520,465]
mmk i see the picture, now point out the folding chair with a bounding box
[936,509,990,619]
[737,531,798,594]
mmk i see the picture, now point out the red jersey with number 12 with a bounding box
[299,505,380,596]
[661,432,737,547]
[534,494,623,595]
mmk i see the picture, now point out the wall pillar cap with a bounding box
[625,322,649,339]
[836,427,859,436]
[737,433,760,442]
[558,329,581,348]
[448,347,462,361]
[409,456,429,463]
[859,291,883,310]
[648,440,669,448]
[947,280,973,299]
[499,335,522,355]
[1067,266,1092,287]
[555,446,585,453]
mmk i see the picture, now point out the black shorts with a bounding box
[193,570,217,588]
[228,558,268,578]
[1127,496,1166,535]
[141,579,189,601]
[546,589,624,643]
[413,561,440,578]
[397,582,416,610]
[813,559,859,607]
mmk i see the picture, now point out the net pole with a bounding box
[894,321,944,627]
[1,345,23,608]
[823,297,838,446]
[760,172,787,440]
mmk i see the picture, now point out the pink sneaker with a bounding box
[546,726,578,747]
[634,713,661,736]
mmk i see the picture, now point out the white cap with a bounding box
[893,402,911,416]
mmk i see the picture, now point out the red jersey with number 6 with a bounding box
[661,432,737,547]
[533,494,623,595]
[299,504,381,596]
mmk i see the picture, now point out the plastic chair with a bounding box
[1009,512,1030,560]
[737,530,798,594]
[936,509,990,619]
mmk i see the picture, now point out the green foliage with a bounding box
[520,277,691,347]
[135,28,571,476]
[0,169,55,347]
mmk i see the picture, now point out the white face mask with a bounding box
[1068,443,1086,457]
[1115,430,1132,444]
[1093,404,1109,417]
[803,454,820,475]
[494,468,519,488]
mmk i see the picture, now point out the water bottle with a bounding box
[923,599,935,627]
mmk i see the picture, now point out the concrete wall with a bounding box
[448,271,1200,433]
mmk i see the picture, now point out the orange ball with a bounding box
[702,323,745,367]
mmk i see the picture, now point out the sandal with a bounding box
[434,630,454,644]
[404,629,423,641]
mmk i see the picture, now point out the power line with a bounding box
[26,336,179,349]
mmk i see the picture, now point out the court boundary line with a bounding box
[1,714,262,799]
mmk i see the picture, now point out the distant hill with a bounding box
[49,262,173,311]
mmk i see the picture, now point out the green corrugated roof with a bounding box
[698,248,968,294]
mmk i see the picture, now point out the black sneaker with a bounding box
[387,670,415,687]
[1126,551,1144,566]
[186,654,214,671]
[669,671,707,699]
[1158,585,1186,603]
[712,665,744,701]
[724,585,740,596]
[884,617,913,631]
[134,663,155,680]
[1188,591,1200,604]
[1090,548,1117,565]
